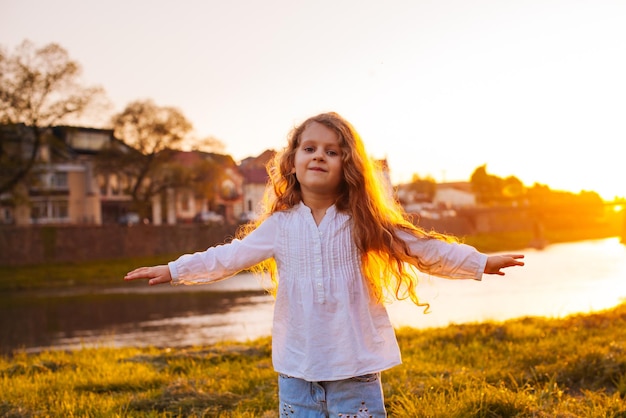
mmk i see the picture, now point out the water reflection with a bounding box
[387,237,626,329]
[2,238,625,355]
[1,281,273,355]
[50,293,274,352]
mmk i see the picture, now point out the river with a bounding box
[2,238,625,355]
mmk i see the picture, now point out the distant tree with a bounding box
[171,154,222,204]
[407,173,437,201]
[502,175,525,199]
[527,183,603,209]
[526,183,606,230]
[470,165,500,204]
[190,135,226,153]
[98,99,196,217]
[470,164,527,205]
[0,40,107,195]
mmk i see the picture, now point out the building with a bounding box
[170,150,244,225]
[1,123,254,226]
[0,125,130,225]
[433,182,477,208]
[238,149,274,219]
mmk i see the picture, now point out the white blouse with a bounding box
[168,202,488,382]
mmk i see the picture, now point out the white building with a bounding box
[433,182,476,208]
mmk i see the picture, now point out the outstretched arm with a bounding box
[124,265,172,286]
[484,254,525,276]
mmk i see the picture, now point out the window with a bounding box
[51,201,68,219]
[69,131,109,150]
[30,199,69,223]
[31,201,49,220]
[50,172,68,189]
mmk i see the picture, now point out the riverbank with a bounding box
[2,303,625,417]
[1,228,621,292]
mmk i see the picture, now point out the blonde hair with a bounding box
[238,112,456,310]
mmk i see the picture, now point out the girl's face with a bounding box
[293,121,344,199]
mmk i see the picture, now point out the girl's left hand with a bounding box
[484,254,525,276]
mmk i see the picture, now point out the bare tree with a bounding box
[0,40,107,195]
[191,135,226,153]
[102,99,195,216]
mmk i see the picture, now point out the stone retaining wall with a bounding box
[0,207,540,266]
[0,224,238,266]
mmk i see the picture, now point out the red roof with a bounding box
[239,149,276,184]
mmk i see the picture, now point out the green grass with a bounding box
[461,227,621,254]
[0,254,178,292]
[1,305,625,417]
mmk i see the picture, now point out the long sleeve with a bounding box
[398,231,488,281]
[168,216,277,285]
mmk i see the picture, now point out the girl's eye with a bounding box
[303,147,314,152]
[326,150,338,156]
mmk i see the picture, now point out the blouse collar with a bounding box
[296,201,338,221]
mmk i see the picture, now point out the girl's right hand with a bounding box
[124,265,172,285]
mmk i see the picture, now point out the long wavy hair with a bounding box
[238,112,456,309]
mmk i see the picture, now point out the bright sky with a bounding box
[1,0,625,200]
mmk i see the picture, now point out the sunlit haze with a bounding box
[1,0,624,200]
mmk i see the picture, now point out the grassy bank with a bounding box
[460,226,622,254]
[0,254,177,292]
[1,304,625,417]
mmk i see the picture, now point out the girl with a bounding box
[124,112,524,417]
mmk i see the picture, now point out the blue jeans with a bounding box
[278,373,387,417]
